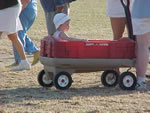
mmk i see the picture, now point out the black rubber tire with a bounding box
[101,70,119,87]
[53,71,72,90]
[37,70,53,87]
[119,72,136,90]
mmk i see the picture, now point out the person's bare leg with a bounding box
[135,32,150,91]
[110,17,126,74]
[110,17,126,40]
[8,33,30,71]
[136,33,150,78]
[8,33,25,60]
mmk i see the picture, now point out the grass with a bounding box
[1,0,150,113]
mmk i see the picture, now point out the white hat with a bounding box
[53,13,71,29]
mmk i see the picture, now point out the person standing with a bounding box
[40,0,65,35]
[106,0,133,73]
[106,0,130,40]
[0,0,30,71]
[132,0,150,91]
[11,0,40,67]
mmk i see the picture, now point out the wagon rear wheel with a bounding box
[38,70,53,87]
[101,70,119,87]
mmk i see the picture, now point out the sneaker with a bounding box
[136,82,147,91]
[31,51,40,66]
[146,74,150,78]
[11,60,30,71]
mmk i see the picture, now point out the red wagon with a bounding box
[38,36,136,90]
[38,0,137,90]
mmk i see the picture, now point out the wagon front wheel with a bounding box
[53,72,72,90]
[119,72,136,90]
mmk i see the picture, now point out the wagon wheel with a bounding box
[119,72,136,90]
[38,70,53,87]
[53,71,72,90]
[101,70,119,87]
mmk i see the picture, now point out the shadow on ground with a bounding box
[2,80,150,105]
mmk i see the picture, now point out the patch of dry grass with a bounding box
[1,0,150,113]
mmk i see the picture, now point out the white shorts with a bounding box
[106,0,125,17]
[0,2,22,35]
[132,18,150,35]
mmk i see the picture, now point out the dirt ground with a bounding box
[1,0,150,112]
[1,37,150,113]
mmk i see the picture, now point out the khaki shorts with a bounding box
[132,18,150,35]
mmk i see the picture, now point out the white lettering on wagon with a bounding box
[86,43,109,46]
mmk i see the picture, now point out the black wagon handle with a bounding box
[120,0,136,41]
[120,0,130,9]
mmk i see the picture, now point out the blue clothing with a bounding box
[40,0,64,12]
[132,0,150,18]
[64,0,76,3]
[13,0,38,63]
[31,0,37,3]
[40,0,65,35]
